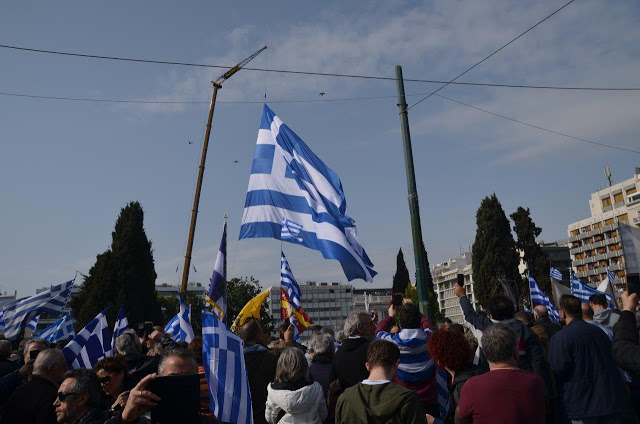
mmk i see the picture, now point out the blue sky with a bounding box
[1,0,639,297]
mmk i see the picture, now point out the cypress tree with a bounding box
[71,202,162,328]
[392,249,410,294]
[471,194,520,309]
[510,207,551,297]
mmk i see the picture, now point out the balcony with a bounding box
[605,236,620,245]
[607,250,622,259]
[575,270,588,279]
[594,253,607,262]
[568,234,580,243]
[591,240,605,249]
[614,201,625,209]
[609,262,623,271]
[570,246,581,255]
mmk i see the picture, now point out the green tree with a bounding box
[471,194,521,309]
[71,202,162,328]
[414,242,441,321]
[157,294,179,325]
[392,249,411,294]
[227,276,274,335]
[511,207,551,298]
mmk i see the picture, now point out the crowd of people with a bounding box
[0,285,639,424]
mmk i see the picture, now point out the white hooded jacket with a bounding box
[265,381,327,424]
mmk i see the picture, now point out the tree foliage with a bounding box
[471,194,521,309]
[71,202,162,329]
[510,207,551,298]
[392,249,411,294]
[227,276,274,335]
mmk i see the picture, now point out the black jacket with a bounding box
[440,364,481,424]
[612,310,640,374]
[0,360,19,379]
[243,345,280,424]
[310,353,333,397]
[3,374,58,424]
[548,319,629,419]
[330,337,369,389]
[534,315,562,340]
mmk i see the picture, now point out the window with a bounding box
[626,187,637,196]
[571,229,580,237]
[617,213,628,223]
[605,218,614,226]
[597,247,607,254]
[602,197,612,207]
[593,222,602,229]
[613,192,624,203]
[582,225,591,233]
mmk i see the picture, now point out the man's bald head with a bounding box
[239,319,266,346]
[33,348,67,383]
[533,305,548,320]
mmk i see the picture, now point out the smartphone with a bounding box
[137,323,145,337]
[29,350,41,361]
[393,293,403,307]
[147,374,200,424]
[144,321,154,336]
[628,274,640,297]
[457,273,465,287]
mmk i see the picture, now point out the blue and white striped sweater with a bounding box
[376,328,435,382]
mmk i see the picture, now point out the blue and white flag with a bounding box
[202,311,253,424]
[281,217,303,242]
[165,295,195,343]
[62,307,112,369]
[606,267,616,283]
[26,315,40,333]
[571,275,614,308]
[36,313,75,343]
[111,305,129,348]
[280,252,302,310]
[2,280,73,341]
[436,367,449,416]
[550,267,563,281]
[529,273,561,322]
[206,223,227,323]
[240,104,376,283]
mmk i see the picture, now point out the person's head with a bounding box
[559,295,583,323]
[239,319,267,346]
[321,327,335,338]
[310,325,323,336]
[344,311,375,340]
[581,303,595,321]
[397,303,422,330]
[533,305,548,320]
[274,347,309,383]
[589,294,608,310]
[487,295,515,321]
[427,329,472,373]
[365,340,401,377]
[514,311,533,327]
[54,369,101,423]
[114,330,141,355]
[448,324,465,334]
[308,334,334,357]
[336,331,345,344]
[0,340,12,360]
[33,348,67,384]
[94,356,127,398]
[437,317,452,330]
[187,337,203,365]
[158,349,198,376]
[23,338,49,364]
[481,324,518,367]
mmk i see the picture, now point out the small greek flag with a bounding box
[281,217,303,242]
[206,222,227,323]
[550,267,563,281]
[26,315,40,333]
[606,267,616,283]
[2,279,73,341]
[202,311,253,424]
[36,313,75,343]
[62,307,112,369]
[571,275,614,308]
[164,295,195,343]
[528,273,560,322]
[280,252,302,310]
[111,305,129,348]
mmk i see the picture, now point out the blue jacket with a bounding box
[548,318,629,419]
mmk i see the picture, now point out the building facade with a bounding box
[568,168,640,289]
[432,252,481,324]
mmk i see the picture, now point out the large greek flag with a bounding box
[165,295,195,343]
[206,223,227,323]
[111,305,129,348]
[202,311,253,424]
[571,275,614,308]
[2,280,73,341]
[36,313,75,343]
[240,104,376,282]
[62,307,112,369]
[528,273,560,322]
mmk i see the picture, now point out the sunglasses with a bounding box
[57,392,80,402]
[99,372,117,384]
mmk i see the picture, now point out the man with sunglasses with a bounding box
[4,348,67,424]
[54,369,104,424]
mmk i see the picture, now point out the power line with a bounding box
[434,93,640,154]
[1,42,639,92]
[407,0,576,110]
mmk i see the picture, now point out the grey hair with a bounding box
[115,330,140,355]
[533,305,548,318]
[0,340,12,359]
[33,348,65,376]
[343,311,370,337]
[308,334,333,356]
[64,369,102,408]
[274,347,308,383]
[481,324,517,363]
[23,338,49,357]
[158,349,198,376]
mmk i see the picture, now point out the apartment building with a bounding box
[568,168,640,289]
[432,252,481,324]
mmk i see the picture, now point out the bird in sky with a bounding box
[234,160,239,163]
[188,140,194,144]
[319,92,326,96]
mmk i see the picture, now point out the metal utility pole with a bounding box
[395,65,431,319]
[181,46,267,294]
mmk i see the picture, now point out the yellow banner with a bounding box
[231,289,270,332]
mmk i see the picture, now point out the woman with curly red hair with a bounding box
[426,328,481,424]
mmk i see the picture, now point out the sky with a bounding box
[1,0,639,297]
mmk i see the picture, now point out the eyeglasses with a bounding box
[99,372,116,384]
[56,392,80,402]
